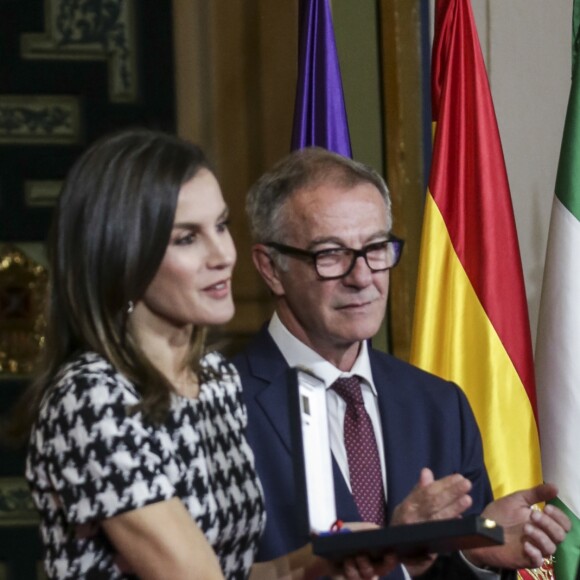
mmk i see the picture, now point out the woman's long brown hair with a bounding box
[7,128,214,443]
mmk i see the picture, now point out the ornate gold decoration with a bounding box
[0,245,48,375]
[21,0,137,103]
[517,558,555,580]
[0,95,80,144]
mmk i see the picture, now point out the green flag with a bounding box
[535,1,580,577]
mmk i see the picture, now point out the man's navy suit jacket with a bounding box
[232,327,495,579]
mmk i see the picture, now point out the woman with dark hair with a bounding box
[16,129,395,580]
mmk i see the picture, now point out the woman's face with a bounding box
[137,169,237,330]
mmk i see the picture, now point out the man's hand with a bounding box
[464,482,571,570]
[390,468,473,577]
[391,467,473,525]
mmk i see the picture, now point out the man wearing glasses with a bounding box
[233,147,569,579]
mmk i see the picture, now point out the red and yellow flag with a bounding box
[410,0,542,500]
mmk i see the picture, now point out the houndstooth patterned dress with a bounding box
[26,351,265,579]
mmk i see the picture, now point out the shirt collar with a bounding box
[268,312,377,395]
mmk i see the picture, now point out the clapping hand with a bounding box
[389,468,473,576]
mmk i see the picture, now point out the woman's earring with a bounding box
[126,300,135,315]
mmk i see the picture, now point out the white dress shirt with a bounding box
[268,312,388,499]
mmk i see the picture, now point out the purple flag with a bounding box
[291,0,352,157]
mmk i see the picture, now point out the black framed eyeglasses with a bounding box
[265,236,404,280]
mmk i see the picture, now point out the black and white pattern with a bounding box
[26,351,265,579]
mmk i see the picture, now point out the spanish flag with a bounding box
[409,0,542,503]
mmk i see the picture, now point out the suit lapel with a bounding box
[245,328,294,453]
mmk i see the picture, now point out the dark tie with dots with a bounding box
[332,376,385,526]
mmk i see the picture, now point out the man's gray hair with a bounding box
[245,147,393,244]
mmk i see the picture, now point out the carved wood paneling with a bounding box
[21,0,138,103]
[0,0,175,241]
[0,95,80,144]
